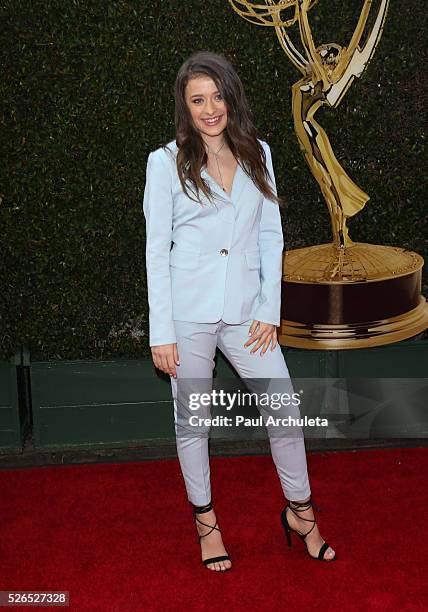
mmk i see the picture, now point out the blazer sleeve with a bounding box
[253,141,284,326]
[142,149,177,347]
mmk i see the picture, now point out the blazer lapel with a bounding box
[231,162,246,204]
[201,161,247,207]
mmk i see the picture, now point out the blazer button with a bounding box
[220,249,229,256]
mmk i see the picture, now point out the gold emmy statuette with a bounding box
[229,0,428,349]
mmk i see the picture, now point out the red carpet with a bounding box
[0,447,427,611]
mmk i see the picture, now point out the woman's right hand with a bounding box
[151,343,180,378]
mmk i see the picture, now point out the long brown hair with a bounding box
[168,50,283,208]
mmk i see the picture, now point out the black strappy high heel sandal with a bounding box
[192,500,232,571]
[280,497,336,562]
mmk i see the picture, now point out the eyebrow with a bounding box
[190,91,220,98]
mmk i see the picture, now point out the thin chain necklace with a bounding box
[206,139,227,192]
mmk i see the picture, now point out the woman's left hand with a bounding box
[244,320,278,355]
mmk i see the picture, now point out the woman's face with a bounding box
[184,75,228,139]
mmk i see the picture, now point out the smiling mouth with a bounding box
[202,116,222,125]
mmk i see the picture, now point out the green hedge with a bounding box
[1,0,426,360]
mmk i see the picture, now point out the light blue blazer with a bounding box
[143,138,284,347]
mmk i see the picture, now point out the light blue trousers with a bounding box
[170,318,311,506]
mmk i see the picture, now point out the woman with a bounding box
[143,50,336,571]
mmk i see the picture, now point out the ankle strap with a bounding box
[289,496,321,513]
[289,497,312,512]
[287,496,316,538]
[192,500,213,514]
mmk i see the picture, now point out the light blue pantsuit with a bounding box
[143,138,311,506]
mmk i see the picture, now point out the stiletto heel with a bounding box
[280,508,292,547]
[192,500,232,571]
[280,496,336,562]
